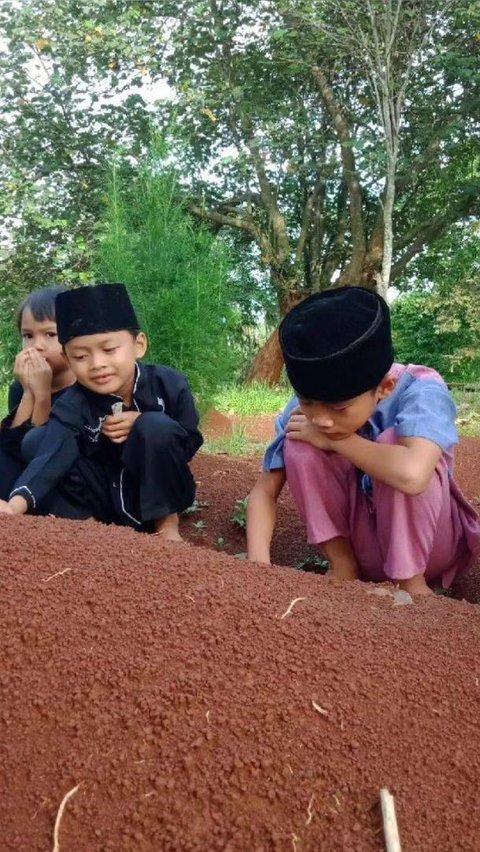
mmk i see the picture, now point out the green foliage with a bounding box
[202,423,257,457]
[214,382,290,416]
[1,0,477,326]
[93,154,239,402]
[0,385,9,419]
[392,282,480,382]
[231,498,248,530]
[393,221,480,381]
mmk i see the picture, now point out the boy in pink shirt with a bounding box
[247,287,480,596]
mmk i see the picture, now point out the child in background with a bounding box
[247,286,480,596]
[0,286,75,499]
[0,283,203,541]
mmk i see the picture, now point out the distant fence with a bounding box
[448,383,480,395]
[449,384,480,425]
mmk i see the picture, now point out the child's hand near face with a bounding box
[14,349,53,397]
[286,409,334,451]
[25,350,53,397]
[13,350,33,392]
[102,411,142,444]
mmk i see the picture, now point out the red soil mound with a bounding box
[1,513,480,851]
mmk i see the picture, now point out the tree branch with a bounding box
[312,65,366,281]
[391,188,479,280]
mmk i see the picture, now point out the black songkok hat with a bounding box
[56,283,140,345]
[279,286,394,403]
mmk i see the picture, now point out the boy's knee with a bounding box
[284,437,350,476]
[131,412,186,448]
[284,439,323,465]
[21,425,48,463]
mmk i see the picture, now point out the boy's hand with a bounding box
[286,410,334,451]
[26,350,53,396]
[13,350,33,391]
[102,411,142,444]
[0,500,15,515]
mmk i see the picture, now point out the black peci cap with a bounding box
[56,283,140,345]
[279,286,394,402]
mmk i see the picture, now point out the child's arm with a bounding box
[0,400,82,515]
[329,434,442,494]
[286,415,441,494]
[246,469,286,564]
[10,352,34,428]
[0,495,27,515]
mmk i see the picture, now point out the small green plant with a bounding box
[217,537,226,549]
[231,497,248,530]
[192,519,207,530]
[184,499,210,514]
[294,554,329,574]
[234,552,248,559]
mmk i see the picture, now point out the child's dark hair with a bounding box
[16,285,68,331]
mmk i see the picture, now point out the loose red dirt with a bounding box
[1,436,480,851]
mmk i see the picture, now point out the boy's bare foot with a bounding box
[325,562,360,581]
[154,513,184,543]
[321,536,360,580]
[398,574,434,597]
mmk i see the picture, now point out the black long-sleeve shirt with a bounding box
[9,362,203,511]
[0,381,67,461]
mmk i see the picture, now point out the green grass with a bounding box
[213,382,290,416]
[201,423,264,457]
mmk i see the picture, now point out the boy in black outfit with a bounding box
[0,283,203,541]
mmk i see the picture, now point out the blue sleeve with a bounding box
[394,380,458,449]
[262,397,299,472]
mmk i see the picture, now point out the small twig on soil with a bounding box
[305,793,315,826]
[206,710,211,724]
[42,567,72,583]
[311,700,328,717]
[52,783,80,852]
[380,788,402,852]
[279,597,306,620]
[291,833,300,852]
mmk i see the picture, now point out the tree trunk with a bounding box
[377,163,396,298]
[247,325,285,385]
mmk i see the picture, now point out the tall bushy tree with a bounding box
[0,0,478,381]
[93,155,239,402]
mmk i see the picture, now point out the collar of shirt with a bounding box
[80,362,143,417]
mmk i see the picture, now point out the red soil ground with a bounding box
[1,433,480,851]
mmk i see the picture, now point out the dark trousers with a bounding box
[0,449,23,501]
[8,413,196,529]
